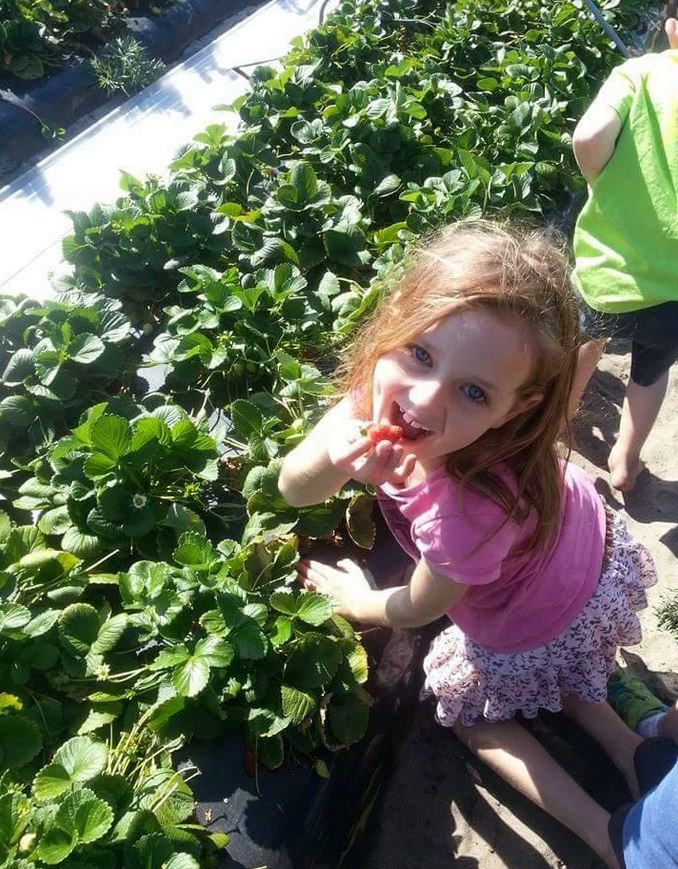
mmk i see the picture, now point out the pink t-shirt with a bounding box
[378,461,606,653]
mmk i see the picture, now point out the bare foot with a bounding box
[658,699,678,744]
[608,446,646,492]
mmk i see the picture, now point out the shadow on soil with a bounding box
[362,702,630,869]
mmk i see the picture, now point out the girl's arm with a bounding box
[299,556,467,629]
[278,396,415,508]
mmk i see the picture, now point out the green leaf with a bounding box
[270,616,292,646]
[296,593,333,626]
[290,161,318,201]
[194,636,234,668]
[0,395,34,427]
[346,493,376,549]
[327,689,370,745]
[230,399,263,437]
[2,349,35,384]
[164,855,200,869]
[33,763,73,801]
[173,532,217,569]
[0,790,28,848]
[172,657,210,697]
[281,684,316,723]
[91,614,128,655]
[129,416,172,450]
[24,609,60,637]
[69,333,105,364]
[37,505,72,536]
[89,415,131,460]
[59,787,114,843]
[53,735,108,782]
[159,504,206,537]
[59,603,100,657]
[34,826,77,864]
[259,734,284,769]
[347,644,369,684]
[373,174,401,196]
[61,527,101,559]
[84,451,118,479]
[269,590,298,616]
[0,714,42,769]
[0,603,31,632]
[0,511,11,544]
[286,637,342,689]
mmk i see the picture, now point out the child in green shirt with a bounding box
[570,17,678,492]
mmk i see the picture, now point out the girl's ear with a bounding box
[490,391,544,429]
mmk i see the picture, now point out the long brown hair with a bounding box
[339,220,580,552]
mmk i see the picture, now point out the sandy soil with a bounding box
[365,345,678,869]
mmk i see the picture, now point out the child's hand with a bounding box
[326,418,415,487]
[298,557,376,619]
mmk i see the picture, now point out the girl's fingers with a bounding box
[379,444,404,481]
[338,435,374,463]
[336,557,361,576]
[392,452,416,483]
[353,440,393,480]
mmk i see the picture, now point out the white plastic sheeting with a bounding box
[0,0,335,300]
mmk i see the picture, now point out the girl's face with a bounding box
[371,307,538,473]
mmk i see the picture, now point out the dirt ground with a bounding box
[364,345,678,869]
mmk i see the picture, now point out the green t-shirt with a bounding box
[573,50,678,313]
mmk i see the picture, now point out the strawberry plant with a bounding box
[13,402,220,560]
[147,262,333,409]
[0,294,135,463]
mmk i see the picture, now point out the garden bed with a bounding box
[0,1,672,868]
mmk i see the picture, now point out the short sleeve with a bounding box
[412,511,520,586]
[593,60,638,123]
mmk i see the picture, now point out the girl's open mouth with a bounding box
[390,402,432,441]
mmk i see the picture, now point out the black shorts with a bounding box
[580,300,678,387]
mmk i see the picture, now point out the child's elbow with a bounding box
[572,127,595,165]
[277,465,301,507]
[277,461,311,508]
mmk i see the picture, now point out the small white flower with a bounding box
[133,493,147,509]
[95,663,110,680]
[18,833,36,853]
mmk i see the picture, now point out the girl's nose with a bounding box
[409,378,443,408]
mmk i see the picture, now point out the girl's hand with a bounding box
[326,418,415,487]
[298,558,377,619]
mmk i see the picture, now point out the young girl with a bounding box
[278,221,665,869]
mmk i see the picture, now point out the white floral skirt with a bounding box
[421,510,657,727]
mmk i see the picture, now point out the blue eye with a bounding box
[410,345,431,366]
[463,384,487,404]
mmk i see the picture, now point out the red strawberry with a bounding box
[367,423,403,444]
[243,745,256,777]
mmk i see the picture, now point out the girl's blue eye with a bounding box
[410,345,431,365]
[463,384,487,404]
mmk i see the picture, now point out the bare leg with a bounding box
[453,718,620,868]
[569,339,606,419]
[659,699,678,743]
[561,694,643,797]
[608,370,668,491]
